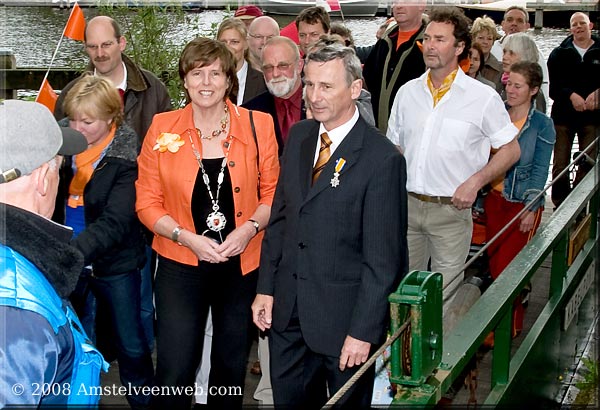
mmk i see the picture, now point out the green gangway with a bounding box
[389,162,598,407]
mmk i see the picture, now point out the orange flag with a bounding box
[64,3,85,41]
[36,78,58,112]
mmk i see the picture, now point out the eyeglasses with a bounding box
[248,34,275,42]
[262,62,293,74]
[85,41,116,51]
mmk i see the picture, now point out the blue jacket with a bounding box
[0,204,108,407]
[502,104,556,211]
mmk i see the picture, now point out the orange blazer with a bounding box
[136,100,280,274]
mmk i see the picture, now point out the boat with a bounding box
[258,0,379,17]
[458,0,598,28]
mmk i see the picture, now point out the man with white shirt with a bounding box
[252,43,407,409]
[387,7,520,310]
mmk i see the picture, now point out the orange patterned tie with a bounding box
[312,132,332,185]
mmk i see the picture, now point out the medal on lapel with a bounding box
[330,158,346,188]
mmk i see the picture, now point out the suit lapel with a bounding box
[302,119,365,205]
[298,122,320,200]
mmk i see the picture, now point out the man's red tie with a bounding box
[280,99,295,144]
[118,88,125,111]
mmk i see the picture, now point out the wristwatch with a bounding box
[248,219,260,235]
[171,225,184,244]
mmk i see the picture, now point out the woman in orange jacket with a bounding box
[136,37,279,409]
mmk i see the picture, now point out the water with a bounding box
[0,6,569,69]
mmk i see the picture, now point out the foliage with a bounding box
[574,357,599,406]
[96,1,230,108]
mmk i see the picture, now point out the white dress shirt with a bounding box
[387,68,518,197]
[313,106,360,166]
[95,61,128,91]
[236,60,248,106]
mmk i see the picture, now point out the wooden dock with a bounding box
[98,206,595,408]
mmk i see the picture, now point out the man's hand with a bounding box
[452,176,480,210]
[570,92,586,112]
[339,336,370,371]
[584,89,599,111]
[252,294,273,331]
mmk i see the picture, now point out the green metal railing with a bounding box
[389,162,599,406]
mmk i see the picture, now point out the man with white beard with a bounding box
[244,36,305,156]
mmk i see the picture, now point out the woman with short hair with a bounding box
[471,15,503,91]
[136,37,279,409]
[502,32,547,112]
[59,73,153,410]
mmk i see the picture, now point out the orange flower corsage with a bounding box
[153,132,185,153]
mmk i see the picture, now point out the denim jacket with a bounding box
[502,104,556,211]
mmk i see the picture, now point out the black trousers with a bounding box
[269,304,375,410]
[152,256,257,410]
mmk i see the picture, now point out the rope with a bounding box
[321,137,598,408]
[461,137,598,274]
[321,317,411,409]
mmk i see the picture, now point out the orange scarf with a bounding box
[427,69,458,107]
[68,124,116,208]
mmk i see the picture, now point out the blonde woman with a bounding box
[58,73,153,410]
[471,15,503,92]
[217,17,267,105]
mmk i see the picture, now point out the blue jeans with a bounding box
[70,268,97,343]
[140,245,155,351]
[90,270,154,410]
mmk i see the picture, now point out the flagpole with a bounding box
[38,2,75,96]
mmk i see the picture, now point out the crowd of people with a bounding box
[1,1,598,409]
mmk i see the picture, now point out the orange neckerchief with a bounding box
[68,124,116,208]
[396,28,419,51]
[427,69,458,107]
[491,116,526,192]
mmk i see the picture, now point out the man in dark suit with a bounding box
[243,36,306,156]
[252,43,408,409]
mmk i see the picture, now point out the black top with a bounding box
[191,158,235,244]
[54,122,146,276]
